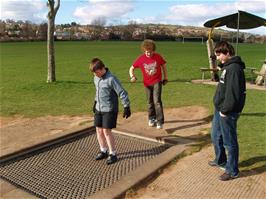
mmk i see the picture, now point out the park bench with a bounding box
[254,60,266,86]
[200,67,219,80]
[245,67,257,83]
[246,60,266,86]
[200,66,266,87]
[253,70,266,86]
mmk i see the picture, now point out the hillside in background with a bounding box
[0,20,265,43]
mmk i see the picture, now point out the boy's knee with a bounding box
[103,129,111,135]
[224,144,238,151]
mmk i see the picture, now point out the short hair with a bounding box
[141,39,156,52]
[214,41,235,56]
[89,58,105,72]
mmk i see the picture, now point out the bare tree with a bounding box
[90,17,106,40]
[91,17,106,27]
[0,20,6,36]
[47,0,60,83]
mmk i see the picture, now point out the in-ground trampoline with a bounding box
[0,127,170,199]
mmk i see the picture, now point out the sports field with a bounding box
[1,41,265,115]
[1,41,265,170]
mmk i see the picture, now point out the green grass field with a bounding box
[1,41,265,171]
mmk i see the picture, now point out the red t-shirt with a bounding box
[132,53,166,87]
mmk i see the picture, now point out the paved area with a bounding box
[125,146,265,199]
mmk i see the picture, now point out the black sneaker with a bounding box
[95,151,108,160]
[106,154,118,165]
[219,172,238,181]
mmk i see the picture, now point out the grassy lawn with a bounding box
[0,41,265,171]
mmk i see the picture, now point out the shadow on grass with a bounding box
[240,165,266,178]
[238,156,266,178]
[239,155,266,176]
[241,113,266,117]
[56,80,93,85]
[120,78,189,84]
[239,155,266,168]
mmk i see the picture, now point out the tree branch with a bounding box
[55,0,60,14]
[47,0,53,18]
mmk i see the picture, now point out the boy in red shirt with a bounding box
[129,39,168,129]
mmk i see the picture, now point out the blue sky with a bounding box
[1,0,266,34]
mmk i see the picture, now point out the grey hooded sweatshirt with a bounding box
[94,69,130,112]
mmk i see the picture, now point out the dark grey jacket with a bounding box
[94,69,130,112]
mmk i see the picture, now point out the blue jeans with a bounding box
[211,109,240,176]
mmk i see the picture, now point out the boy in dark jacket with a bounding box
[90,58,131,165]
[209,41,246,181]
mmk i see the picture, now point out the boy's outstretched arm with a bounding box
[129,66,137,83]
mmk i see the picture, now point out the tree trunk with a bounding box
[47,0,60,83]
[47,17,56,82]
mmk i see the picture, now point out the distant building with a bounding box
[54,31,70,40]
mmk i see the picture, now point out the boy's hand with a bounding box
[130,76,137,83]
[162,79,168,85]
[123,107,131,119]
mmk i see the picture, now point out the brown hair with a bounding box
[214,41,235,56]
[89,58,105,72]
[141,39,156,52]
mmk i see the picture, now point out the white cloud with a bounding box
[235,0,266,14]
[73,0,134,24]
[132,16,159,24]
[163,0,265,27]
[1,0,47,23]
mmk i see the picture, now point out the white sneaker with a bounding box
[156,123,163,129]
[148,119,156,127]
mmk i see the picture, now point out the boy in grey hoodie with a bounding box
[89,58,131,165]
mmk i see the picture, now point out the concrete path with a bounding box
[125,146,265,199]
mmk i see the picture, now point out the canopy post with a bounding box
[236,10,240,55]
